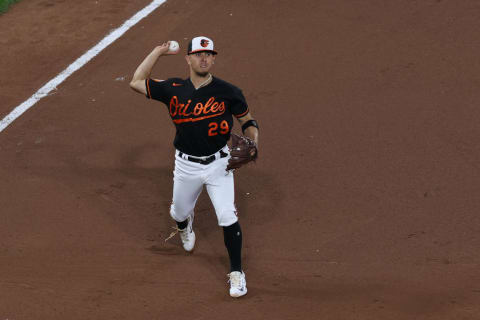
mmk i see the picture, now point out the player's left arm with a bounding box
[237,112,259,146]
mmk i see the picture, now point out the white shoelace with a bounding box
[164,226,191,242]
[180,228,192,242]
[228,273,243,288]
[164,218,192,243]
[164,227,180,242]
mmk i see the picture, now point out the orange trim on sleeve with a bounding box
[146,79,152,98]
[234,109,249,118]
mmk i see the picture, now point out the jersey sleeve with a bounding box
[230,87,249,118]
[145,78,173,104]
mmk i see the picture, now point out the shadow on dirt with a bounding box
[41,142,283,250]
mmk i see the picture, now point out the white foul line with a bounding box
[0,0,167,133]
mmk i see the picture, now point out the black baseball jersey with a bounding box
[145,76,249,156]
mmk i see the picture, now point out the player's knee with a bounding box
[170,203,191,222]
[217,210,238,227]
[169,204,176,220]
[170,204,182,222]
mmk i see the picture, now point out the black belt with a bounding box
[178,150,228,165]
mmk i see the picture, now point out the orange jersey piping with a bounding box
[234,109,249,118]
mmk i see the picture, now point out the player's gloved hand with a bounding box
[226,133,258,171]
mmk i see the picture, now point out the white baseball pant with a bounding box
[170,145,238,227]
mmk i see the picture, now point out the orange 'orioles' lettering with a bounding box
[170,96,225,124]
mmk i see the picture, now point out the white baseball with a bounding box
[168,40,179,52]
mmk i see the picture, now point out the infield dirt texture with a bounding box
[1,0,480,319]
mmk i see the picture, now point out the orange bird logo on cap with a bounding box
[200,39,209,47]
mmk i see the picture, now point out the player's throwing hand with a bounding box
[156,41,179,55]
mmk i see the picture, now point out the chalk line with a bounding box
[0,0,167,133]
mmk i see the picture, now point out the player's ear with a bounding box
[185,55,191,65]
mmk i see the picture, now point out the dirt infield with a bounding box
[1,0,480,319]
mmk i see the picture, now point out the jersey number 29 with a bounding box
[208,120,229,136]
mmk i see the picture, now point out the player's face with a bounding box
[186,51,216,76]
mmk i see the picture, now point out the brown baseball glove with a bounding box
[226,133,258,171]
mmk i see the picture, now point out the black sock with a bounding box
[176,219,188,230]
[223,222,242,272]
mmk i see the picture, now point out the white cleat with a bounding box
[228,271,247,298]
[179,216,195,252]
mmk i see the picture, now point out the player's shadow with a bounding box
[116,142,285,244]
[59,141,283,261]
[42,141,284,256]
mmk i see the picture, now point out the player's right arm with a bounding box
[129,42,177,95]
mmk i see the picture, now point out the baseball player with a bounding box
[129,36,259,298]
